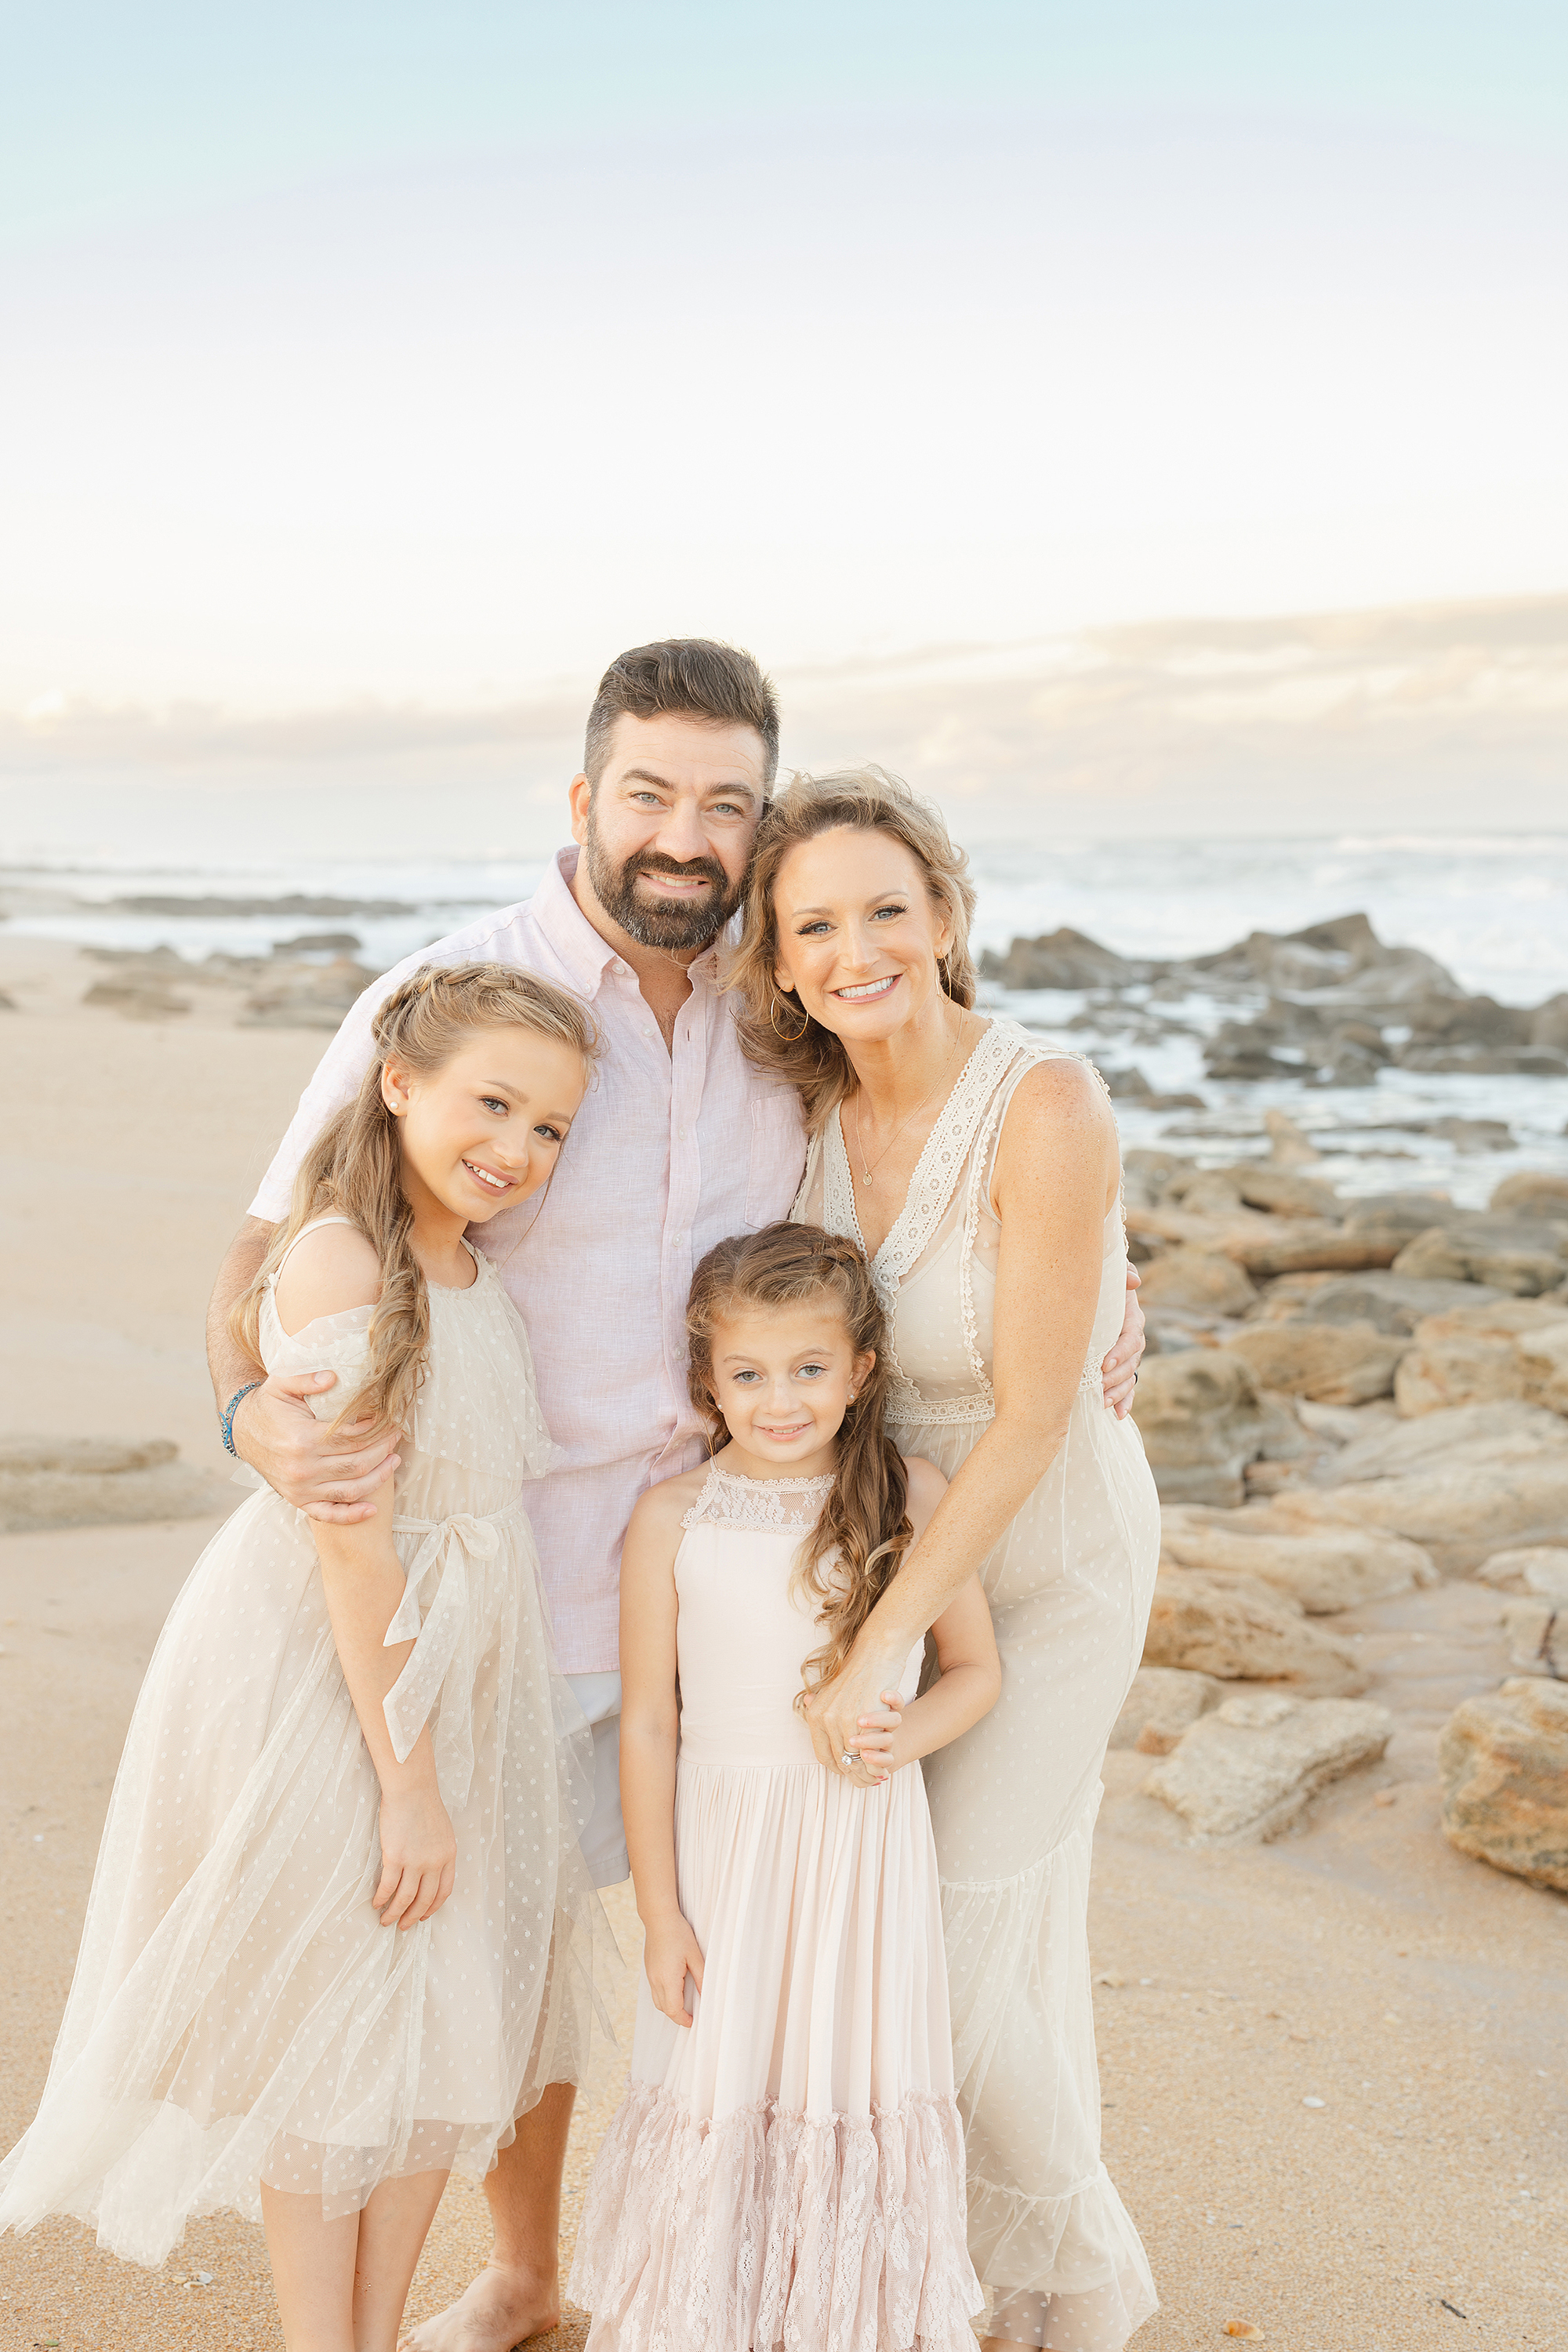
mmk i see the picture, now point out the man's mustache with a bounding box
[630,854,728,888]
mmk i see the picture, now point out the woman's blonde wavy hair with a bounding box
[230,961,598,1434]
[724,765,978,1132]
[686,1222,913,1710]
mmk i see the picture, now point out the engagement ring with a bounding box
[840,1752,858,1769]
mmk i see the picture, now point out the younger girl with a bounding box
[0,963,606,2352]
[571,1222,1000,2352]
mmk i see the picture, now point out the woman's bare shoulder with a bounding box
[274,1221,382,1336]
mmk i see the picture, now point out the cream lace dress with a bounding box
[569,1462,983,2352]
[795,1020,1161,2351]
[0,1223,603,2267]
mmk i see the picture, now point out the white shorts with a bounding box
[566,1671,628,1889]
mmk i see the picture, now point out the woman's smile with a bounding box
[831,974,902,1004]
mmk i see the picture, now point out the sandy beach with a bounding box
[2,934,1565,2352]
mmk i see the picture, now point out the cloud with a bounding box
[2,593,1564,841]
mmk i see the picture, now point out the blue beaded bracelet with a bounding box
[220,1380,264,1458]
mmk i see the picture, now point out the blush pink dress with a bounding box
[569,1462,983,2352]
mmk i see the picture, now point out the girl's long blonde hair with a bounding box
[686,1222,913,1708]
[230,961,598,1432]
[724,765,978,1133]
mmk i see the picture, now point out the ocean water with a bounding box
[5,832,1567,1209]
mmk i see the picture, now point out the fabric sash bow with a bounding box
[383,1504,521,1803]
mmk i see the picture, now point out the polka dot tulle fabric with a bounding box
[795,1020,1162,2350]
[0,1239,605,2265]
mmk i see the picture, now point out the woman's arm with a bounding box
[619,1482,705,2028]
[851,1572,1000,1780]
[278,1225,456,1931]
[804,1059,1116,1775]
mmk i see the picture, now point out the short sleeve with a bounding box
[262,1305,376,1417]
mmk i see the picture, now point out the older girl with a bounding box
[0,964,606,2352]
[729,771,1162,2352]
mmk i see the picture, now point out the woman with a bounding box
[727,769,1160,2352]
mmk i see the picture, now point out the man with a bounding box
[207,638,1144,2351]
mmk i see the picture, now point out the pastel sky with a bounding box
[2,2,1566,826]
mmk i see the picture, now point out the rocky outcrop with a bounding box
[1222,1322,1409,1406]
[1137,1250,1258,1319]
[1392,1216,1568,1297]
[1143,1690,1393,1845]
[980,927,1143,990]
[1108,1665,1222,1753]
[1493,1172,1568,1218]
[1263,1456,1568,1576]
[0,1436,228,1532]
[1128,1353,1303,1506]
[1500,1600,1568,1679]
[1142,1568,1367,1692]
[1439,1679,1568,1891]
[1394,1300,1568,1418]
[1320,1400,1568,1486]
[1261,1271,1505,1336]
[239,956,378,1030]
[1158,1505,1435,1613]
[1473,1544,1568,1601]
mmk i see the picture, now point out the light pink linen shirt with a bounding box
[249,848,808,1673]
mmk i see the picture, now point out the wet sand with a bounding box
[2,937,1564,2350]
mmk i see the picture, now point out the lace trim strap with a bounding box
[681,1465,835,1532]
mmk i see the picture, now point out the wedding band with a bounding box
[840,1752,858,1769]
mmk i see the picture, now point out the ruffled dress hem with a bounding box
[569,2079,982,2352]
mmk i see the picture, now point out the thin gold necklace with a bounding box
[853,1014,964,1189]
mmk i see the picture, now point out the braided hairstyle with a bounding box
[686,1222,913,1708]
[231,962,598,1433]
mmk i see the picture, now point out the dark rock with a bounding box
[239,956,379,1030]
[1392,1216,1568,1298]
[109,891,416,920]
[1279,1271,1507,1335]
[1341,1192,1464,1242]
[982,927,1139,990]
[273,931,362,955]
[1493,1172,1568,1218]
[1530,993,1568,1053]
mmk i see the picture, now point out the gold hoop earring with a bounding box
[771,988,809,1043]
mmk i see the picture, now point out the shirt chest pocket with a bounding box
[743,1092,808,1229]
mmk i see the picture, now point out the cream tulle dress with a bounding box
[0,1219,603,2267]
[796,1020,1162,2352]
[568,1461,983,2352]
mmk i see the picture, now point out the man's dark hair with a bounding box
[583,639,779,790]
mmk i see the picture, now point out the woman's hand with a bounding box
[849,1690,906,1783]
[643,1911,705,2027]
[373,1785,458,1930]
[804,1639,917,1779]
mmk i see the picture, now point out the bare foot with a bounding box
[401,2261,561,2351]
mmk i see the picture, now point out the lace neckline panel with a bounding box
[681,1463,835,1533]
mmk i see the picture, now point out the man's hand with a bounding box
[232,1371,400,1523]
[1101,1264,1145,1420]
[642,1910,705,2027]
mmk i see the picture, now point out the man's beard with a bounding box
[583,810,743,952]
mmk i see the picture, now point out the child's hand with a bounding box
[643,1911,705,2027]
[373,1787,458,1929]
[852,1690,907,1783]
